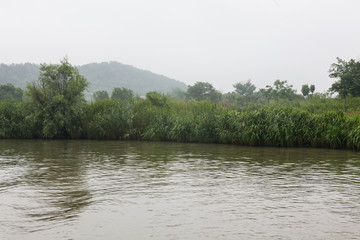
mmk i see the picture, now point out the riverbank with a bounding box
[1,99,360,150]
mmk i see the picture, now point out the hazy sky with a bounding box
[1,0,360,93]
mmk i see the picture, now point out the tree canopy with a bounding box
[0,83,23,101]
[259,80,297,101]
[301,84,310,97]
[111,87,134,101]
[26,58,88,138]
[329,58,360,98]
[233,80,256,96]
[93,90,109,101]
[186,82,222,103]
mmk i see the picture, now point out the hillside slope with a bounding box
[0,62,187,96]
[78,62,187,95]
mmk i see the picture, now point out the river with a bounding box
[0,140,360,239]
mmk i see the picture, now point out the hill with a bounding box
[0,63,39,89]
[0,62,187,96]
[78,62,187,96]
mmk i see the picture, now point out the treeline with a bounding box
[1,57,360,150]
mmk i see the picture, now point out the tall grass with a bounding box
[0,101,32,138]
[84,99,133,139]
[2,96,360,150]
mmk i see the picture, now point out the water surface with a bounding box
[1,140,360,239]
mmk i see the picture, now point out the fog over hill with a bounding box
[0,61,187,96]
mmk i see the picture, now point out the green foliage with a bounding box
[146,91,168,107]
[142,107,175,141]
[0,83,23,101]
[186,82,222,103]
[301,84,310,97]
[169,88,186,101]
[0,101,31,138]
[3,56,360,150]
[310,84,315,94]
[0,62,187,98]
[111,87,134,101]
[2,93,360,150]
[270,80,297,100]
[329,58,360,98]
[84,99,132,139]
[93,90,109,101]
[131,99,152,139]
[233,80,256,96]
[25,58,88,138]
[0,63,39,89]
[136,92,173,141]
[78,62,187,96]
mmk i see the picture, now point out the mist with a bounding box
[1,0,360,93]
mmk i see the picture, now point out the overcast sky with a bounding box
[1,0,360,93]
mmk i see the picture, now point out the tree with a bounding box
[273,80,296,99]
[0,83,23,101]
[301,84,310,97]
[329,57,360,98]
[93,90,109,101]
[259,86,273,103]
[26,58,88,138]
[111,87,134,101]
[233,80,256,96]
[170,88,186,101]
[259,80,297,101]
[310,84,315,94]
[186,82,222,103]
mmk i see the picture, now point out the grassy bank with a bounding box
[1,98,360,150]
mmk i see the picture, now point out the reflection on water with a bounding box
[1,140,360,239]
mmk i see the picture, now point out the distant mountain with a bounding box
[0,61,187,96]
[78,62,187,96]
[0,63,39,89]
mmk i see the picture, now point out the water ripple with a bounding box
[0,140,360,239]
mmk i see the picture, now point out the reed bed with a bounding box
[1,98,360,150]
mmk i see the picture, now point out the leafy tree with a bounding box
[0,83,23,101]
[310,84,315,94]
[111,87,134,101]
[273,80,296,99]
[233,80,256,96]
[258,87,273,103]
[259,80,297,101]
[329,58,360,98]
[93,90,109,101]
[26,58,88,138]
[170,88,186,101]
[301,84,310,97]
[186,82,222,103]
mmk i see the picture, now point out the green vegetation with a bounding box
[78,62,187,96]
[0,83,23,101]
[25,58,88,138]
[0,62,187,97]
[233,80,256,96]
[2,57,360,150]
[329,58,360,98]
[93,90,109,101]
[111,87,134,101]
[0,63,39,89]
[186,82,222,103]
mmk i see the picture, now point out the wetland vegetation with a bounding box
[1,57,360,150]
